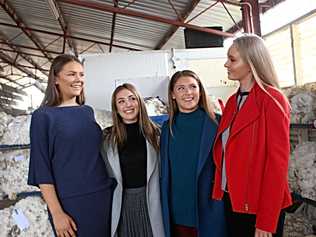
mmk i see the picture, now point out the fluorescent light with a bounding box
[47,0,60,20]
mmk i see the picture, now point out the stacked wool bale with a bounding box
[283,83,316,237]
[0,113,52,236]
[144,97,168,116]
[283,83,316,124]
[0,111,13,199]
[0,100,167,236]
[0,197,53,236]
[0,115,38,200]
[285,142,316,237]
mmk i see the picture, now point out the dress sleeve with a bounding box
[27,110,55,186]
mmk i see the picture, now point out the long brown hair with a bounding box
[167,70,216,132]
[106,83,160,152]
[41,54,85,106]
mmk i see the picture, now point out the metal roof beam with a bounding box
[0,0,53,60]
[226,0,286,35]
[47,0,79,56]
[0,41,63,55]
[109,0,118,53]
[0,47,55,58]
[0,22,140,51]
[58,0,234,38]
[0,31,49,76]
[0,88,23,100]
[0,81,27,95]
[155,0,201,49]
[0,51,46,92]
[0,72,24,87]
[221,0,241,7]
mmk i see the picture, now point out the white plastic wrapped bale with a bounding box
[0,196,53,237]
[284,212,314,237]
[1,115,31,145]
[283,83,316,124]
[288,152,300,193]
[144,97,167,116]
[0,111,13,139]
[94,109,113,129]
[290,93,316,124]
[291,142,316,201]
[0,149,38,200]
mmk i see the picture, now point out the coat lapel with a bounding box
[196,116,217,176]
[216,94,237,137]
[146,141,157,182]
[106,145,123,186]
[229,86,260,139]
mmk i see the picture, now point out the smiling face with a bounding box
[224,44,252,83]
[172,76,200,113]
[55,61,84,104]
[115,88,140,124]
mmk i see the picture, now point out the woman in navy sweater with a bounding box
[160,70,227,237]
[28,54,113,237]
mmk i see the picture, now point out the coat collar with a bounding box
[196,116,217,176]
[217,83,260,140]
[161,113,217,178]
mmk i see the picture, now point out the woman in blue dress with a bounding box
[160,70,227,237]
[28,54,113,237]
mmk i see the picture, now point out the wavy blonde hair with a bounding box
[232,34,290,115]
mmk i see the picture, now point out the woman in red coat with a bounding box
[212,34,292,237]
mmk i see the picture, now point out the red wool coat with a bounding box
[212,82,292,233]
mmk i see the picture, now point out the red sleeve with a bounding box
[255,96,290,232]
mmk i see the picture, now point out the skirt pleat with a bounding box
[118,186,153,237]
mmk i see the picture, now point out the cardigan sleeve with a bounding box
[255,96,291,232]
[27,110,55,186]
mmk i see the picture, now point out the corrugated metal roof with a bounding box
[0,0,270,95]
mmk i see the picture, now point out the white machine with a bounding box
[82,48,237,111]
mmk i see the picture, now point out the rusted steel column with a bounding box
[251,0,261,36]
[240,0,261,35]
[240,0,253,33]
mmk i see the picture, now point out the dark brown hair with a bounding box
[41,54,85,106]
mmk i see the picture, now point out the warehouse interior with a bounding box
[0,0,315,236]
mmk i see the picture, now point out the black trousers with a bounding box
[223,192,285,237]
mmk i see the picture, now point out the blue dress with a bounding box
[28,105,113,237]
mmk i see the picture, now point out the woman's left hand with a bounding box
[255,228,272,237]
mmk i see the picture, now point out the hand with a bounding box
[255,228,272,237]
[52,211,77,237]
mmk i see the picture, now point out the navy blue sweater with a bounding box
[28,105,112,198]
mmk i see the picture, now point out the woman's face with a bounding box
[224,44,252,83]
[55,61,84,102]
[115,88,139,124]
[172,76,200,113]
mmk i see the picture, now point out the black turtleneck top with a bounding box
[118,122,147,188]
